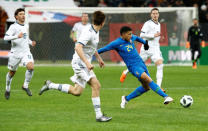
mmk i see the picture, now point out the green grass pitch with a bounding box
[0,65,208,131]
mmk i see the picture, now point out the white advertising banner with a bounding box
[0,0,77,22]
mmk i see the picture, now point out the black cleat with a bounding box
[96,114,112,122]
[39,80,51,95]
[5,91,10,100]
[22,86,32,96]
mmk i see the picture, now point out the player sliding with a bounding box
[39,11,112,122]
[98,26,173,109]
[120,8,165,92]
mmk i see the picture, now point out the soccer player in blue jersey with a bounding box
[97,26,173,109]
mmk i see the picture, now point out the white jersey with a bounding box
[140,20,161,48]
[72,25,99,61]
[72,22,90,40]
[4,22,32,58]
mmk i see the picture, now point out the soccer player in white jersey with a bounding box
[3,8,36,99]
[39,11,112,122]
[120,8,165,92]
[70,13,90,43]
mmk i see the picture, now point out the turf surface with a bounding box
[0,65,208,131]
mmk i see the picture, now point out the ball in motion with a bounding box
[180,95,193,108]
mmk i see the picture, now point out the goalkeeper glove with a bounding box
[144,40,149,50]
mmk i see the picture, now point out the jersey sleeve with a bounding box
[132,34,146,44]
[77,28,91,46]
[4,25,18,41]
[140,22,155,39]
[98,40,119,54]
[72,23,78,32]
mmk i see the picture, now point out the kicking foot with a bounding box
[164,96,173,105]
[96,114,112,122]
[120,96,128,109]
[39,80,51,95]
[5,91,10,100]
[22,86,32,96]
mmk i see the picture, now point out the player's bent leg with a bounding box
[39,80,83,96]
[88,77,112,122]
[140,72,173,105]
[5,70,16,100]
[120,69,129,83]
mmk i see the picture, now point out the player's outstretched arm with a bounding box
[98,41,118,54]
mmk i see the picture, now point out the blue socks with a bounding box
[148,81,168,98]
[126,86,147,101]
[125,81,168,102]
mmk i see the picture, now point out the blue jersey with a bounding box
[98,35,147,69]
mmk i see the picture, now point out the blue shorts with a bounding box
[129,62,150,81]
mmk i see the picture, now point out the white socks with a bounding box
[49,83,70,93]
[92,97,102,118]
[156,64,163,87]
[6,73,13,92]
[23,70,34,88]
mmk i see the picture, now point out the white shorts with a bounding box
[8,53,34,71]
[70,59,96,88]
[140,45,163,63]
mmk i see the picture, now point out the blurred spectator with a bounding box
[82,0,98,7]
[98,0,107,7]
[169,33,179,46]
[0,6,8,38]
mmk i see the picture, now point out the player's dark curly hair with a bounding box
[93,11,105,26]
[120,26,132,35]
[151,8,159,13]
[14,8,25,19]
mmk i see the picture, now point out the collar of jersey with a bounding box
[119,37,132,44]
[16,21,24,26]
[91,25,97,34]
[151,19,159,25]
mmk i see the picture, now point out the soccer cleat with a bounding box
[5,91,10,100]
[39,80,51,95]
[22,86,32,96]
[120,96,128,109]
[161,87,166,93]
[96,114,112,122]
[192,62,197,69]
[164,96,173,105]
[120,70,128,83]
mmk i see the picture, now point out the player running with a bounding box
[98,26,173,109]
[120,8,165,92]
[186,18,205,69]
[3,8,36,99]
[39,11,112,122]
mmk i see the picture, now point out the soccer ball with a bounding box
[180,95,193,108]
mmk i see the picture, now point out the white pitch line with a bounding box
[1,86,208,92]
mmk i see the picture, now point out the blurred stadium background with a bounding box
[0,0,208,65]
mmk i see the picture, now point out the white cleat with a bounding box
[96,114,112,122]
[164,96,174,105]
[39,80,52,95]
[120,96,128,109]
